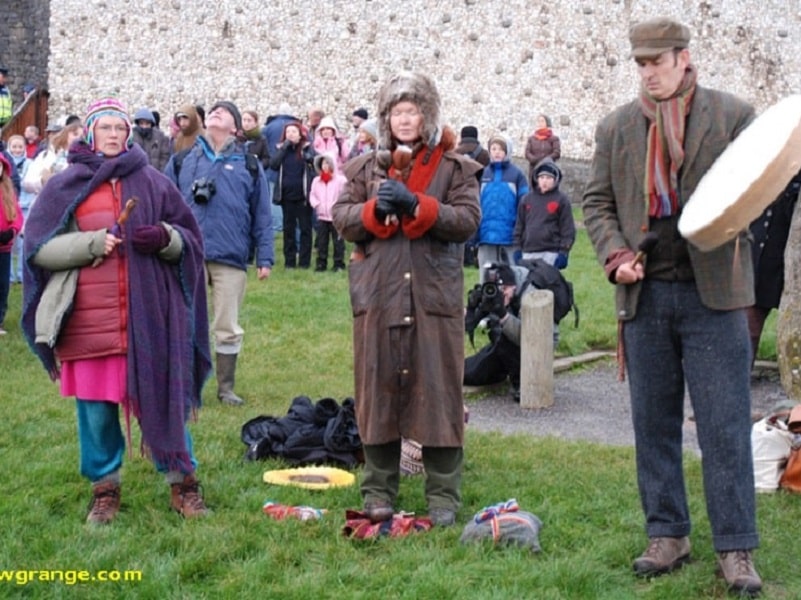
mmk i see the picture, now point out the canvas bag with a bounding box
[751,412,793,493]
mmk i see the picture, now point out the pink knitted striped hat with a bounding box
[84,97,133,153]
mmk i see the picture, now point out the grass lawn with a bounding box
[0,222,793,599]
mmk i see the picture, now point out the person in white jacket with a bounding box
[21,122,83,222]
[309,153,346,272]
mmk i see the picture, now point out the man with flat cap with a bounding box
[582,17,761,595]
[166,100,274,407]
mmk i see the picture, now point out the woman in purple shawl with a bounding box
[22,97,212,524]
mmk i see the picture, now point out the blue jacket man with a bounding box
[166,100,274,406]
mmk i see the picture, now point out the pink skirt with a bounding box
[60,355,127,403]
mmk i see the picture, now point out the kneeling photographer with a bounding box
[464,263,525,400]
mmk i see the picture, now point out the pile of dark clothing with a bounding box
[241,396,363,467]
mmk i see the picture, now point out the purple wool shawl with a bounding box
[22,142,212,473]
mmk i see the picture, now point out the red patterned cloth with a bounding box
[342,510,433,539]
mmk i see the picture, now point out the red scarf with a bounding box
[389,143,444,193]
[320,171,333,183]
[534,128,552,141]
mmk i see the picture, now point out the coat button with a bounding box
[404,272,411,279]
[404,316,413,323]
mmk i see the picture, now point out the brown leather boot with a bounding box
[170,474,209,518]
[717,550,762,596]
[86,481,121,525]
[633,536,691,576]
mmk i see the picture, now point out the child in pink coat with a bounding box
[312,116,349,169]
[309,154,346,272]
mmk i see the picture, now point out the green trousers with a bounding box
[361,441,463,511]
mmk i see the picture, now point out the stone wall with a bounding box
[43,1,801,162]
[0,0,50,104]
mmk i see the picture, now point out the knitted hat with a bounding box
[84,97,133,153]
[492,264,517,287]
[534,158,562,185]
[352,108,368,120]
[460,126,479,140]
[209,100,242,132]
[360,118,378,142]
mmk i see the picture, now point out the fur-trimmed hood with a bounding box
[313,152,340,174]
[377,71,442,150]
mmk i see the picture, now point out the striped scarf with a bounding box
[640,65,697,218]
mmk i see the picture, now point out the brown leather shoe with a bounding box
[86,481,121,525]
[717,550,762,596]
[364,499,394,523]
[170,474,209,518]
[633,536,691,576]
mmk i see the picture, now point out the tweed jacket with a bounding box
[582,85,756,320]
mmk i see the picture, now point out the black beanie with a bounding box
[210,100,242,131]
[535,161,560,181]
[460,126,479,140]
[352,108,369,120]
[490,264,517,287]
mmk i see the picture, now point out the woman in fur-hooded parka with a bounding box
[332,71,481,517]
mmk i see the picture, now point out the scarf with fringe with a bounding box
[640,65,697,218]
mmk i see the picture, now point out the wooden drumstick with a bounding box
[93,197,139,266]
[110,197,139,237]
[629,232,659,268]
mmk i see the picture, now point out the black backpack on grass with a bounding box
[516,258,579,327]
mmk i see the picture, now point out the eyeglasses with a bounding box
[95,124,129,134]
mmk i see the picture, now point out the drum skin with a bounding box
[679,94,801,251]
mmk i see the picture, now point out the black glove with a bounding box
[282,141,296,152]
[466,284,482,312]
[0,228,13,244]
[374,196,396,222]
[377,180,418,216]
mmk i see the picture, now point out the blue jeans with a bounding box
[623,280,758,552]
[76,400,197,483]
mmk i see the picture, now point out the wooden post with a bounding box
[520,289,554,409]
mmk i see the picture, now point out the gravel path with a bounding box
[465,358,792,456]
